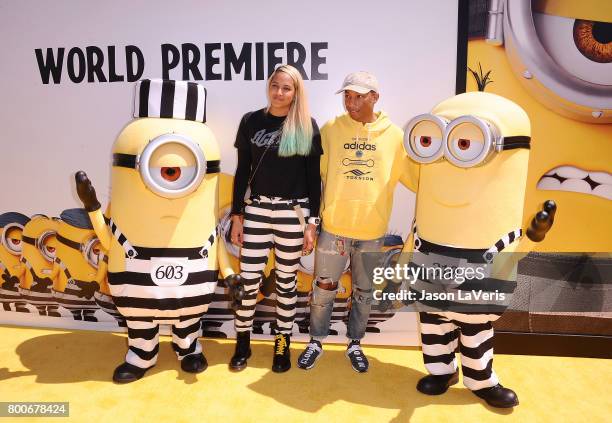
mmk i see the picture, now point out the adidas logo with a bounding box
[343,141,377,151]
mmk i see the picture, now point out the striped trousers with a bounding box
[235,196,308,335]
[125,317,202,369]
[420,311,501,391]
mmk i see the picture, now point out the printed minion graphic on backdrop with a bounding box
[465,0,611,336]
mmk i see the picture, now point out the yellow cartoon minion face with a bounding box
[109,116,221,248]
[22,216,59,273]
[467,1,612,251]
[405,92,531,248]
[2,226,24,256]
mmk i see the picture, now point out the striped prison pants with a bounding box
[419,311,502,391]
[125,317,202,369]
[235,196,308,335]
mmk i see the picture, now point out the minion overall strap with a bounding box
[107,219,217,260]
[54,257,72,280]
[112,154,221,174]
[21,236,36,246]
[108,219,138,258]
[56,234,82,252]
[412,225,522,263]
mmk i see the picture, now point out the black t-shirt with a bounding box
[231,108,323,216]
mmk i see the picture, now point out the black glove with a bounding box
[1,273,18,290]
[225,274,244,311]
[74,280,100,299]
[75,171,101,212]
[31,277,52,293]
[527,200,557,242]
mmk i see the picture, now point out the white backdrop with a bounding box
[0,0,461,342]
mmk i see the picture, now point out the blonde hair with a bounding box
[267,65,314,157]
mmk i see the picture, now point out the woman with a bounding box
[229,65,322,373]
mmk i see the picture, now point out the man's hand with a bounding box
[302,224,317,256]
[75,171,101,212]
[527,200,557,242]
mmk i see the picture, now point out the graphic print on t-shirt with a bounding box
[251,128,281,148]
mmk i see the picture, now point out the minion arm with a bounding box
[75,171,112,250]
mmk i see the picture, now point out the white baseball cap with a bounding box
[335,71,379,94]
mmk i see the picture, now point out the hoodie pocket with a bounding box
[327,200,387,234]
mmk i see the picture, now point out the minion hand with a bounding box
[1,273,18,289]
[225,274,244,311]
[75,280,100,299]
[527,200,557,242]
[75,171,101,212]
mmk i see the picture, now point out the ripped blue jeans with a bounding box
[309,229,384,341]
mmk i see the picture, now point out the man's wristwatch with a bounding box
[308,217,321,226]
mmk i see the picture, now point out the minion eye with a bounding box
[533,12,612,85]
[83,237,101,268]
[150,164,197,191]
[573,20,612,64]
[137,133,207,199]
[449,136,484,161]
[161,167,181,182]
[10,238,21,246]
[404,115,446,163]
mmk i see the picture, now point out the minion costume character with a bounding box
[402,92,555,408]
[75,79,239,383]
[18,215,62,317]
[0,212,30,312]
[52,208,105,322]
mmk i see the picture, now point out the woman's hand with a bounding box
[230,215,244,247]
[302,224,317,255]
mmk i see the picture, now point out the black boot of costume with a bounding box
[229,331,251,371]
[473,384,519,408]
[272,333,291,373]
[416,372,459,395]
[181,353,208,373]
[112,362,149,384]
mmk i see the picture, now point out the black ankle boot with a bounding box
[473,384,519,408]
[416,372,459,395]
[229,331,251,371]
[272,333,291,373]
[112,362,149,384]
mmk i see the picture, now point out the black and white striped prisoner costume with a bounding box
[18,257,58,315]
[0,263,23,311]
[235,196,309,334]
[94,255,126,326]
[107,220,218,368]
[411,226,521,391]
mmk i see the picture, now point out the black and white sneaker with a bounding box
[297,339,323,370]
[346,340,369,373]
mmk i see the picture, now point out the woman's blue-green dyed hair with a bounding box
[267,65,314,157]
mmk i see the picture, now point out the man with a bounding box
[297,71,418,372]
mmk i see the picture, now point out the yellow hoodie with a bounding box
[320,111,419,239]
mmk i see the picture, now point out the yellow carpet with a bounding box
[0,326,610,422]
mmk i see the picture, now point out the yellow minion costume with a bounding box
[75,79,238,383]
[403,92,555,408]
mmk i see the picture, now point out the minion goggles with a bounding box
[112,133,220,199]
[404,114,530,168]
[56,234,102,269]
[21,230,57,263]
